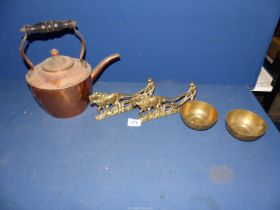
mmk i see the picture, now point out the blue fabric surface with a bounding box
[1,0,280,86]
[0,79,280,210]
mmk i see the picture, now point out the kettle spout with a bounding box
[91,53,120,81]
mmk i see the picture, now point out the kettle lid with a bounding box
[26,48,92,90]
[41,49,74,72]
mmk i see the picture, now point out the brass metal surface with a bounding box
[89,78,155,120]
[226,109,267,141]
[137,82,196,122]
[180,101,218,130]
[90,79,197,122]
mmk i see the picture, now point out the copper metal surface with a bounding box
[20,20,120,118]
[180,100,218,130]
[19,33,32,69]
[27,54,120,118]
[19,21,85,70]
[226,109,267,141]
[91,54,120,81]
[29,77,91,118]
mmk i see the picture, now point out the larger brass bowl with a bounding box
[226,109,267,141]
[180,101,218,130]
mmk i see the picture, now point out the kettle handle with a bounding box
[19,20,86,70]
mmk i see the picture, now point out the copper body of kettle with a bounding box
[19,20,120,118]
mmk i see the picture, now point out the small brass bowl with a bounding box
[226,109,267,141]
[180,101,218,130]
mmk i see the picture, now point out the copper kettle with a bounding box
[19,20,120,118]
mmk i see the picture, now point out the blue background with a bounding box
[0,0,279,86]
[1,79,280,210]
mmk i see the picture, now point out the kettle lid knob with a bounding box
[41,49,74,72]
[50,49,59,57]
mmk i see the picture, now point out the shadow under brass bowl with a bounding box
[180,101,218,130]
[226,109,267,141]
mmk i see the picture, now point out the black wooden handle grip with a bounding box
[20,20,77,35]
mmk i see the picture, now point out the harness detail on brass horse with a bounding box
[89,79,155,120]
[89,78,197,122]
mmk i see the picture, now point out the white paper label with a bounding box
[127,118,142,127]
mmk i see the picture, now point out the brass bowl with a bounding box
[226,109,267,141]
[180,101,218,130]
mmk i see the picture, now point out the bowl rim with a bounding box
[225,109,267,138]
[181,100,216,107]
[180,100,219,128]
